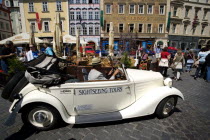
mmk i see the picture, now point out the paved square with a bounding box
[0,69,210,140]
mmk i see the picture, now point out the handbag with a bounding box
[159,59,169,67]
[193,60,199,67]
[187,59,194,63]
[174,62,182,69]
[170,63,175,69]
[171,55,183,69]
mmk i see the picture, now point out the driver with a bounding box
[88,57,120,81]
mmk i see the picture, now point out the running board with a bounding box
[75,112,122,124]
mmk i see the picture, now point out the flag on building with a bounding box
[36,12,42,31]
[100,10,104,27]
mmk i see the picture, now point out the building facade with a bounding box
[69,0,100,50]
[168,0,210,50]
[101,0,168,51]
[19,0,69,41]
[4,0,22,35]
[0,3,13,41]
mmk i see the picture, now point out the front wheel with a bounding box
[21,105,62,131]
[156,96,178,119]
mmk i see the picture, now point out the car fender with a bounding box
[17,90,71,123]
[120,86,184,119]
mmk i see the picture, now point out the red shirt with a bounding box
[161,52,170,59]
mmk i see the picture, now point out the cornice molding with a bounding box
[183,20,191,25]
[171,0,184,7]
[184,1,210,6]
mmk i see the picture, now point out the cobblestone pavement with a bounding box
[0,69,210,140]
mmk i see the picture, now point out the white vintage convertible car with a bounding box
[2,55,184,130]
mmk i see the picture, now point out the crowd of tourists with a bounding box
[0,40,53,74]
[0,40,210,83]
[137,45,210,83]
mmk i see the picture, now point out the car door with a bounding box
[74,80,135,115]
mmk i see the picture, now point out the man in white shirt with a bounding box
[88,57,120,81]
[25,45,34,61]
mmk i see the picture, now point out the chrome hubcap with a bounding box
[34,112,47,123]
[163,98,175,115]
[28,108,53,128]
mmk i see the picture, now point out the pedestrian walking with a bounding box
[159,47,171,77]
[0,41,16,73]
[155,45,161,60]
[25,45,34,62]
[194,47,208,79]
[205,52,210,83]
[172,50,185,81]
[149,55,157,71]
[141,50,148,61]
[139,50,148,70]
[186,50,195,72]
[184,48,190,65]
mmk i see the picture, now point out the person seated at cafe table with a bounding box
[88,57,120,81]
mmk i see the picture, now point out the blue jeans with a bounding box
[207,66,210,82]
[195,63,205,78]
[0,60,8,73]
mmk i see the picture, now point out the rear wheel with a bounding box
[21,105,62,131]
[156,96,177,119]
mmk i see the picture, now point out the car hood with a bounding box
[126,69,164,100]
[126,69,163,83]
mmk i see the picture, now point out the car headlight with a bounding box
[164,78,173,88]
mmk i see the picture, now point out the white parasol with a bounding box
[29,24,35,45]
[0,33,43,45]
[109,22,114,56]
[76,28,81,58]
[53,12,63,57]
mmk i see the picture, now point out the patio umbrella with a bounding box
[29,24,35,45]
[76,28,81,58]
[0,33,43,45]
[109,22,114,56]
[53,12,63,57]
[168,46,178,50]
